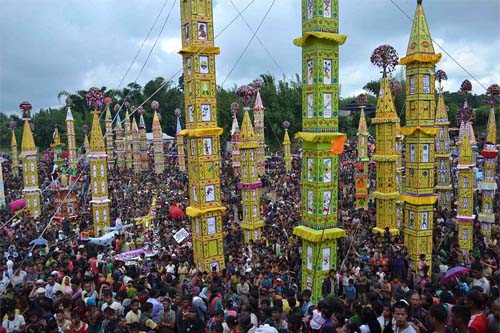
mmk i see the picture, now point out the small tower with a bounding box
[434,70,453,212]
[131,116,141,173]
[104,98,115,169]
[456,129,475,256]
[370,47,401,235]
[123,104,133,169]
[86,87,111,235]
[175,108,186,172]
[65,98,77,172]
[282,120,292,173]
[478,84,499,240]
[355,94,369,210]
[50,128,65,166]
[151,101,165,174]
[82,125,90,157]
[230,102,241,175]
[253,80,266,176]
[10,122,19,176]
[19,101,41,219]
[113,105,126,169]
[395,121,405,228]
[138,107,149,172]
[237,87,265,243]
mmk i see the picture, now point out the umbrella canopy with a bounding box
[442,266,469,283]
[169,203,184,220]
[29,238,48,246]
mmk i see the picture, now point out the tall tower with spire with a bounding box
[253,80,266,176]
[124,105,133,169]
[355,94,369,210]
[138,107,149,172]
[114,106,126,169]
[86,88,111,235]
[131,117,141,174]
[434,70,453,212]
[50,128,65,166]
[395,122,405,228]
[151,101,165,175]
[478,84,499,240]
[82,125,90,158]
[10,122,19,176]
[0,158,5,208]
[237,99,264,242]
[283,120,292,173]
[104,99,115,169]
[230,103,241,175]
[400,0,441,268]
[370,46,401,235]
[457,129,475,255]
[19,101,41,219]
[65,98,77,172]
[292,0,346,302]
[175,108,186,172]
[179,0,225,271]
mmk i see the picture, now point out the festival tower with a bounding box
[399,0,441,269]
[434,70,453,212]
[371,70,400,235]
[0,158,5,207]
[82,125,90,157]
[292,0,346,302]
[179,0,225,271]
[175,108,186,172]
[478,85,499,239]
[131,117,141,173]
[124,107,133,169]
[104,100,115,169]
[65,99,77,172]
[151,101,165,175]
[283,120,292,172]
[50,128,65,166]
[138,107,149,172]
[253,81,266,175]
[355,95,369,210]
[230,103,241,175]
[395,121,405,228]
[457,129,474,254]
[10,122,19,176]
[113,107,126,169]
[237,102,264,242]
[86,88,111,235]
[19,101,41,219]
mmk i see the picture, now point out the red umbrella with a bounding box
[169,203,184,220]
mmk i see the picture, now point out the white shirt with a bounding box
[471,277,490,294]
[45,282,63,300]
[102,301,124,315]
[2,314,26,333]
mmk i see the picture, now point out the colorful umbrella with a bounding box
[169,203,184,220]
[29,238,48,246]
[442,266,468,282]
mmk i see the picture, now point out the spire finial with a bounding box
[417,0,422,4]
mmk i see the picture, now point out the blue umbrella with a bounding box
[29,238,48,246]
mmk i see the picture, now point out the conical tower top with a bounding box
[152,111,161,130]
[253,91,265,111]
[467,121,476,146]
[486,104,497,144]
[239,110,257,143]
[357,107,368,134]
[435,90,449,125]
[400,0,441,64]
[11,128,17,146]
[53,128,61,144]
[176,114,182,136]
[458,128,474,167]
[231,113,240,136]
[66,106,74,121]
[21,120,36,154]
[283,127,291,144]
[105,104,112,121]
[132,117,139,133]
[115,112,123,130]
[89,111,106,153]
[139,113,146,130]
[375,77,398,118]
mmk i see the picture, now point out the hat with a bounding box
[36,279,45,284]
[51,271,59,276]
[86,296,96,306]
[123,276,133,285]
[36,287,46,294]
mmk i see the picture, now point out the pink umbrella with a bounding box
[442,266,469,283]
[9,198,26,215]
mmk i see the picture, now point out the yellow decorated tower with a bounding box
[395,121,405,228]
[179,0,225,272]
[175,108,186,172]
[237,97,264,243]
[113,106,126,169]
[151,101,165,175]
[19,101,41,219]
[86,88,111,235]
[65,98,77,172]
[434,70,453,212]
[10,122,19,176]
[131,117,141,174]
[50,128,65,166]
[457,129,475,255]
[124,107,133,169]
[355,94,369,210]
[104,100,115,169]
[400,0,441,269]
[292,0,346,302]
[369,47,401,235]
[138,107,149,172]
[283,120,292,173]
[478,85,499,240]
[253,80,266,176]
[230,102,241,175]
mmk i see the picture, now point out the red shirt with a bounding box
[469,312,487,333]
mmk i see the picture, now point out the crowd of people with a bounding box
[0,137,499,333]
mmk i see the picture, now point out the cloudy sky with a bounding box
[0,0,498,115]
